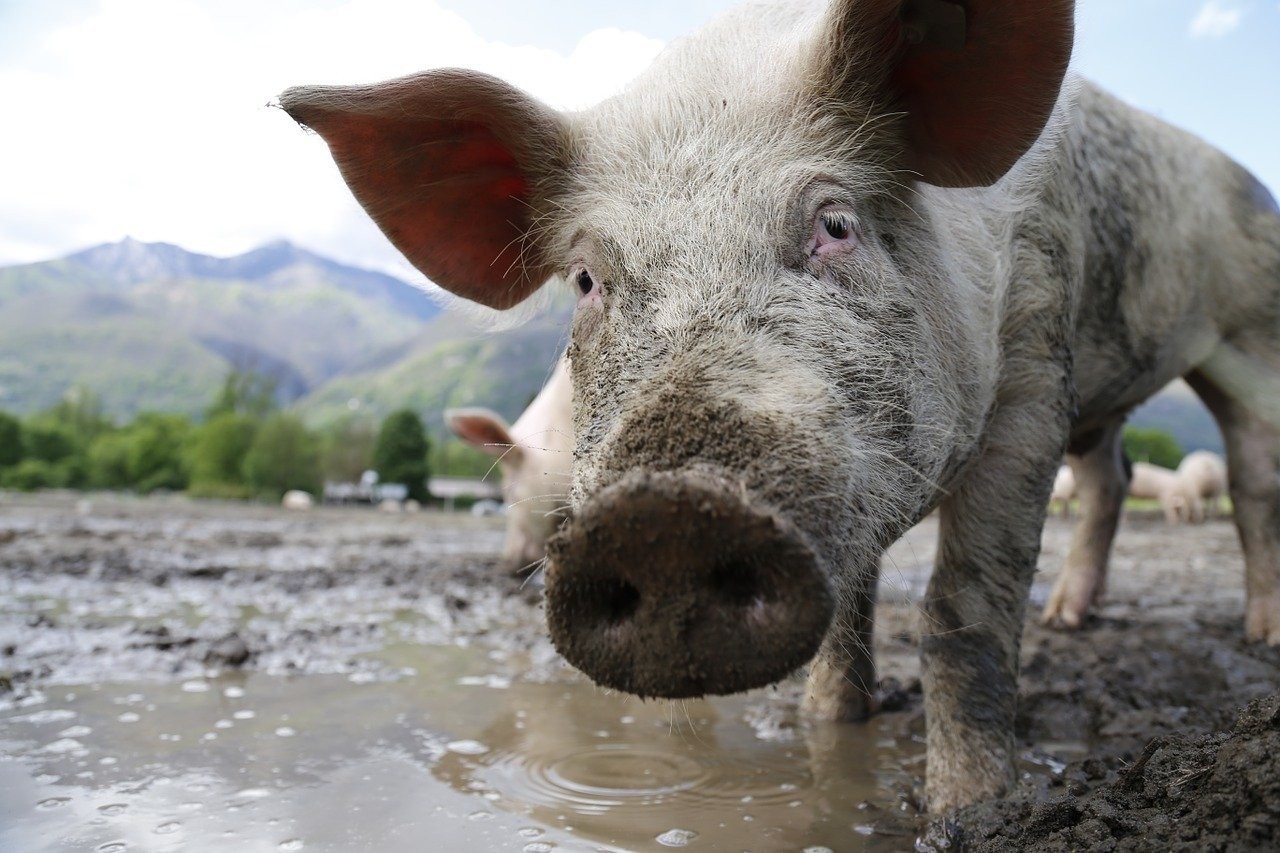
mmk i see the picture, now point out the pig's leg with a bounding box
[803,561,879,720]
[921,403,1067,811]
[1041,422,1129,628]
[1188,359,1280,645]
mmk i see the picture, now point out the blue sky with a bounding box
[0,0,1276,277]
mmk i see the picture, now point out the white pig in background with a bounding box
[283,0,1280,811]
[446,357,573,574]
[1176,450,1229,523]
[1127,462,1193,526]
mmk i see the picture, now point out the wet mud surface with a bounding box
[1,492,1278,850]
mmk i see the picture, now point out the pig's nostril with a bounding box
[709,560,763,608]
[601,579,641,624]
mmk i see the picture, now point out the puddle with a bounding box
[0,643,926,851]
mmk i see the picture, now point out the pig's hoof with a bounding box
[543,469,833,698]
[1245,593,1280,646]
[1039,589,1085,630]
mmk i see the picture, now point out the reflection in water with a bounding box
[1,643,927,851]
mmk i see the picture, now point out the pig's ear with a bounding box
[819,0,1074,187]
[446,408,522,461]
[280,70,568,309]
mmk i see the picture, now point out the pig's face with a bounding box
[544,90,992,695]
[283,0,1072,699]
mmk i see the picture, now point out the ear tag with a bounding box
[902,0,967,49]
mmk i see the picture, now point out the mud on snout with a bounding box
[544,469,834,698]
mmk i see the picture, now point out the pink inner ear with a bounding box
[281,70,565,310]
[859,0,1074,187]
[448,411,517,457]
[328,119,536,308]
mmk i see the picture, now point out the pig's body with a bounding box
[283,0,1280,812]
[446,357,573,573]
[1127,461,1191,525]
[1177,450,1229,522]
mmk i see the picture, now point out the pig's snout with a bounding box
[544,470,833,698]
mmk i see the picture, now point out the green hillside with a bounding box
[296,308,571,433]
[0,239,439,419]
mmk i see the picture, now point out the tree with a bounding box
[0,410,22,468]
[125,413,192,492]
[86,431,134,489]
[47,386,113,446]
[1123,426,1184,470]
[22,420,78,464]
[320,417,378,483]
[186,412,258,498]
[205,369,277,420]
[374,409,430,502]
[242,413,321,498]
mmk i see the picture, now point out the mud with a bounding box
[1,491,1278,850]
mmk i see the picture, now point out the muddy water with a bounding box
[2,641,927,851]
[6,494,1275,850]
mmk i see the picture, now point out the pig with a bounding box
[1049,464,1075,516]
[281,0,1280,811]
[445,356,574,573]
[1043,444,1229,628]
[1176,449,1229,523]
[1128,461,1193,526]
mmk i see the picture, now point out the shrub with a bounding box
[1123,426,1185,470]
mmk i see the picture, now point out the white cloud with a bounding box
[0,0,664,272]
[1189,1,1244,38]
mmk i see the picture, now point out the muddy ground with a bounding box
[1,491,1278,850]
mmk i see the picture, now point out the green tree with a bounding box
[374,409,430,502]
[126,413,192,492]
[242,413,321,498]
[0,410,22,468]
[22,420,78,464]
[205,369,278,420]
[47,386,113,447]
[186,412,258,498]
[86,431,134,489]
[0,459,68,491]
[320,417,378,483]
[1123,426,1185,470]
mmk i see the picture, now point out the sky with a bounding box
[0,0,1277,282]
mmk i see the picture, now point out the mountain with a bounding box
[0,236,1222,457]
[295,305,572,431]
[0,238,441,417]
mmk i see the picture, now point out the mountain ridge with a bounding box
[0,238,446,417]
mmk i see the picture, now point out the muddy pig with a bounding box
[446,356,573,573]
[282,0,1280,811]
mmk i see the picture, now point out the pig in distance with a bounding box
[446,356,573,574]
[282,0,1280,811]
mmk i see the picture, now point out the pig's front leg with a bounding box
[803,561,880,721]
[922,402,1068,812]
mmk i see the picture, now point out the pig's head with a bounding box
[282,0,1073,698]
[446,407,564,570]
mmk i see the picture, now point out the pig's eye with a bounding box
[573,267,600,300]
[811,207,861,257]
[821,211,852,240]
